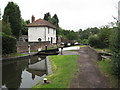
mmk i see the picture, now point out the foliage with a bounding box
[110,26,120,77]
[43,12,59,28]
[87,26,112,48]
[98,26,112,48]
[2,21,12,35]
[1,33,16,54]
[2,1,22,39]
[97,59,119,87]
[43,12,51,22]
[79,27,99,40]
[33,55,79,88]
[51,14,59,27]
[21,19,29,35]
[88,35,100,47]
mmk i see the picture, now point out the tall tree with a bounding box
[2,2,21,39]
[51,14,59,27]
[43,12,51,22]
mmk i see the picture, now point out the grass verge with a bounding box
[97,59,119,88]
[2,53,27,58]
[33,55,79,88]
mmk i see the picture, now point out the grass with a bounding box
[95,48,111,53]
[33,55,79,88]
[3,53,27,58]
[97,59,119,88]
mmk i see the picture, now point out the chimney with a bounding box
[31,15,35,23]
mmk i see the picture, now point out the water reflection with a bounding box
[2,55,48,89]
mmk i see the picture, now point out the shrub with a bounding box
[88,35,100,48]
[1,33,16,54]
[110,27,120,76]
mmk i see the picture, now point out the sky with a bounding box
[0,0,119,31]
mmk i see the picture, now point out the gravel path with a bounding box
[70,47,109,88]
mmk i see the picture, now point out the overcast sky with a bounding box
[0,0,119,31]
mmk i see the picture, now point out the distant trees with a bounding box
[43,12,59,27]
[2,1,21,39]
[88,26,112,48]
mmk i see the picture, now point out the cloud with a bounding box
[0,0,119,30]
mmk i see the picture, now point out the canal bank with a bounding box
[2,52,37,61]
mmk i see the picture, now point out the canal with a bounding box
[2,55,49,89]
[2,46,80,89]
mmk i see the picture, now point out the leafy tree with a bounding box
[43,12,51,22]
[88,35,100,47]
[51,14,59,27]
[110,26,120,76]
[98,26,112,48]
[2,22,12,35]
[21,19,29,35]
[2,1,21,39]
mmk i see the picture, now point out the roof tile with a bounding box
[27,19,56,29]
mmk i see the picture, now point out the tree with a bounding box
[21,19,29,35]
[43,12,51,22]
[110,26,120,76]
[88,35,100,47]
[98,26,112,48]
[51,14,59,27]
[2,21,12,35]
[2,1,21,39]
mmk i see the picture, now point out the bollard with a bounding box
[61,47,63,55]
[44,78,47,83]
[45,45,47,50]
[28,45,30,54]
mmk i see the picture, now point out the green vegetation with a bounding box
[2,21,12,35]
[44,12,59,27]
[110,26,120,77]
[97,59,119,88]
[1,33,16,54]
[3,53,27,58]
[33,55,79,88]
[95,48,111,53]
[2,1,22,39]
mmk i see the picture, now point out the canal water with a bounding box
[2,46,80,89]
[2,55,48,89]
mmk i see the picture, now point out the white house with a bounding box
[27,15,56,43]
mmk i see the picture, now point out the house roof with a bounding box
[27,19,56,29]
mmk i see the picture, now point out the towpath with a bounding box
[70,47,109,88]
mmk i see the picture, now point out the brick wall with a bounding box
[16,41,57,53]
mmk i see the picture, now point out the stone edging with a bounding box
[2,53,37,61]
[46,56,53,75]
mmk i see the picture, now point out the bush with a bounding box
[1,33,16,54]
[110,27,120,76]
[88,35,100,48]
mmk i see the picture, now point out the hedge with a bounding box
[1,33,16,54]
